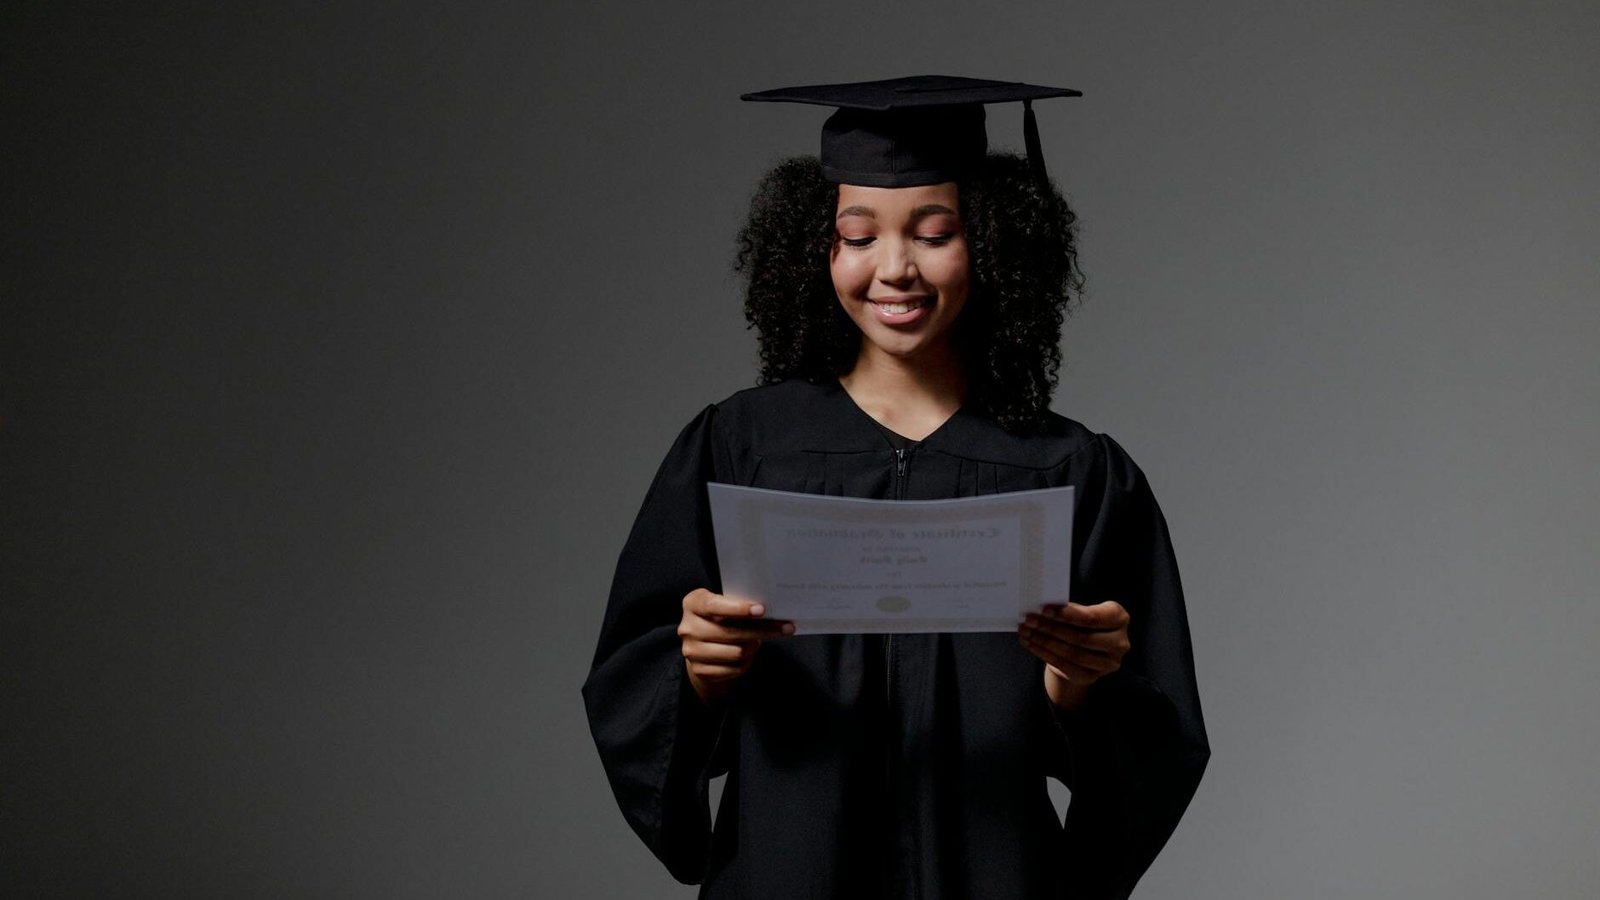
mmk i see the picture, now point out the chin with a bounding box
[864,335,948,363]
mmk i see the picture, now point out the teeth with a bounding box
[877,299,927,315]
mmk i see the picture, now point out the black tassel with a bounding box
[1023,99,1048,184]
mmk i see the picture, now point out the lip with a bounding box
[867,294,933,325]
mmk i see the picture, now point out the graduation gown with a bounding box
[582,379,1209,899]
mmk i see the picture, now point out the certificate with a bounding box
[707,483,1074,634]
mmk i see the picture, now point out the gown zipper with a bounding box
[887,446,911,706]
[885,446,913,896]
[889,448,910,704]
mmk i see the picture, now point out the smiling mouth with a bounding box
[872,297,929,315]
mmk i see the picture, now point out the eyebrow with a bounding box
[835,203,959,220]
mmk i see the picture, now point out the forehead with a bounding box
[835,181,960,215]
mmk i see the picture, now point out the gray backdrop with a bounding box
[4,2,1597,897]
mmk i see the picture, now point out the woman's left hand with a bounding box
[1018,601,1131,712]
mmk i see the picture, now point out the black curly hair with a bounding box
[734,152,1084,433]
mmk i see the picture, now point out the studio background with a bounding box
[4,2,1597,898]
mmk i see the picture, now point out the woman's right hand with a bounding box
[679,588,793,706]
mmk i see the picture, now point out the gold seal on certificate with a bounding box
[706,484,1075,634]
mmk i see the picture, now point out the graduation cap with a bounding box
[741,74,1081,187]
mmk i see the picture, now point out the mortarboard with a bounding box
[740,74,1081,188]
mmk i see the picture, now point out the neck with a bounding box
[838,343,966,440]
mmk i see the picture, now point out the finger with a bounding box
[1041,601,1127,629]
[679,616,761,645]
[683,589,761,618]
[682,616,794,641]
[1020,627,1110,681]
[713,617,796,636]
[1020,630,1122,666]
[682,638,752,666]
[1019,629,1122,675]
[687,662,749,682]
[1044,660,1102,684]
[1038,600,1130,631]
[1024,645,1118,680]
[1021,616,1130,655]
[700,593,770,619]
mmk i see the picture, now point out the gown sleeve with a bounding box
[581,404,733,884]
[1043,434,1211,900]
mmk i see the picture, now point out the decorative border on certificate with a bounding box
[708,483,1073,634]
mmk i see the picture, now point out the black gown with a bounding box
[582,379,1209,899]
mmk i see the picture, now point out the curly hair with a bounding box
[734,153,1084,433]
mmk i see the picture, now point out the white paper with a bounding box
[707,483,1074,634]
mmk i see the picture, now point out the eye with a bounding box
[839,235,875,248]
[916,233,955,246]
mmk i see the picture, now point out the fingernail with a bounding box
[781,623,795,635]
[750,604,765,616]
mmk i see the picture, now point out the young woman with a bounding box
[583,76,1209,899]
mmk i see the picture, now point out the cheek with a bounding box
[829,252,872,295]
[926,246,971,295]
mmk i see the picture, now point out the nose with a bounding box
[876,236,918,286]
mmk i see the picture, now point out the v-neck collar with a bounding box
[779,378,1093,470]
[829,376,964,450]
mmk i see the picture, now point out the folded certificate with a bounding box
[707,483,1074,634]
